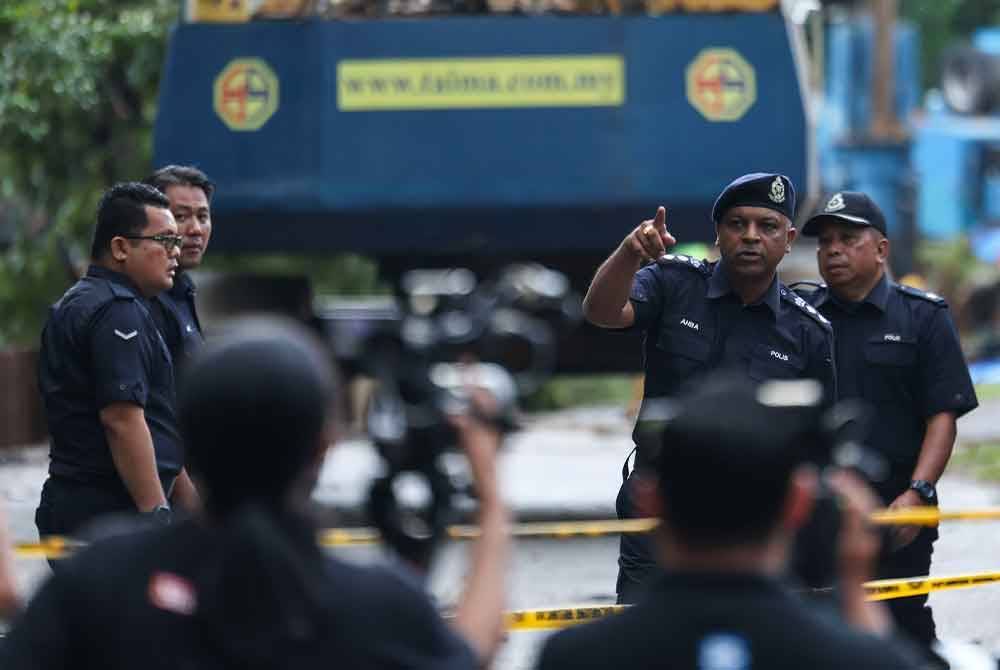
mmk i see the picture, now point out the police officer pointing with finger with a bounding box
[36,183,196,545]
[583,173,837,604]
[798,192,978,647]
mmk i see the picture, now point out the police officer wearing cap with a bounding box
[583,173,837,604]
[35,183,199,544]
[798,192,978,647]
[144,166,212,367]
[537,374,923,670]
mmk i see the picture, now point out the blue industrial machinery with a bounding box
[152,5,812,372]
[154,11,813,265]
[816,11,920,270]
[913,28,1000,262]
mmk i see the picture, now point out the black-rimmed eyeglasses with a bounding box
[122,234,184,251]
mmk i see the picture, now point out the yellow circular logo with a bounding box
[685,48,756,122]
[213,58,279,131]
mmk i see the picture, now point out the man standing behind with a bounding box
[799,192,978,646]
[583,173,836,603]
[36,183,197,541]
[144,165,213,366]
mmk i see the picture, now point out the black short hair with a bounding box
[653,374,822,548]
[178,318,339,515]
[145,165,215,202]
[90,182,170,261]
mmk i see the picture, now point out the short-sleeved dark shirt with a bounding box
[803,274,978,501]
[150,271,203,367]
[629,256,836,432]
[0,519,479,670]
[37,265,182,487]
[537,572,926,670]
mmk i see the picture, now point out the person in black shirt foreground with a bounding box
[3,319,509,669]
[536,374,929,670]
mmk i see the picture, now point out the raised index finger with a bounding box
[653,206,666,233]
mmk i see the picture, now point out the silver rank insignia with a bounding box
[768,177,786,204]
[825,193,845,212]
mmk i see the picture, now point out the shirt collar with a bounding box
[822,271,889,313]
[864,272,890,312]
[706,260,781,315]
[86,264,142,297]
[168,271,196,299]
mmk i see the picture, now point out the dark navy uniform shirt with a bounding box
[804,274,978,501]
[629,256,836,438]
[538,572,924,670]
[37,265,183,488]
[150,271,203,367]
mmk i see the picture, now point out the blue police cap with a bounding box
[711,173,796,224]
[801,191,888,237]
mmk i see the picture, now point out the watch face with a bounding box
[912,481,936,501]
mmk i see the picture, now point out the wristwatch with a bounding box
[909,480,938,504]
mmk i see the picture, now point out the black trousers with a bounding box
[36,476,137,569]
[878,526,938,646]
[615,469,660,604]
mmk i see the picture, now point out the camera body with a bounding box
[361,264,580,567]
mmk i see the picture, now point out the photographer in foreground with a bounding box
[1,319,509,669]
[537,374,928,670]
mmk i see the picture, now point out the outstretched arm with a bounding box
[583,206,675,328]
[449,407,508,665]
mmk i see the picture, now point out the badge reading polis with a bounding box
[768,177,785,204]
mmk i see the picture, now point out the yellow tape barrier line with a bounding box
[505,604,628,631]
[864,571,1000,602]
[504,571,1000,631]
[15,508,1000,558]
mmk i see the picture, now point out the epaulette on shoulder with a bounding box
[787,280,826,300]
[655,253,710,275]
[895,283,946,306]
[108,281,138,300]
[780,286,831,329]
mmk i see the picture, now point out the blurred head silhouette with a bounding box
[178,317,339,516]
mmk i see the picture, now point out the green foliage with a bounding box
[975,384,1000,403]
[914,238,997,302]
[949,441,1000,482]
[0,0,178,346]
[901,0,1000,91]
[524,374,637,412]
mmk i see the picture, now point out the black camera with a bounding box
[360,264,580,568]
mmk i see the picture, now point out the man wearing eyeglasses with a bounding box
[144,166,213,367]
[36,183,198,549]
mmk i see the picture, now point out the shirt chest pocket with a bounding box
[863,336,917,400]
[748,343,805,381]
[654,328,711,378]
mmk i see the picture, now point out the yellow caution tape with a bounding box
[13,536,80,560]
[869,507,1000,526]
[503,571,1000,631]
[505,604,628,631]
[14,507,1000,558]
[447,518,660,541]
[864,571,1000,602]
